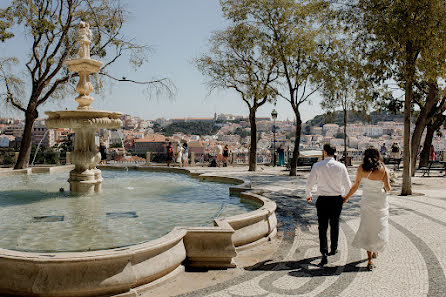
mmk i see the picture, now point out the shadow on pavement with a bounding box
[245,257,370,276]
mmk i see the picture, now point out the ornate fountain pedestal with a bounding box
[45,22,122,193]
[46,111,121,193]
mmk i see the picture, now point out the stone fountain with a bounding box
[46,22,122,193]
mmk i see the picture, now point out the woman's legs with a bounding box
[367,251,374,270]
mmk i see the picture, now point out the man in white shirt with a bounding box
[305,144,352,266]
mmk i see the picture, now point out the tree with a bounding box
[410,83,445,175]
[221,0,336,176]
[339,0,446,195]
[319,39,369,166]
[196,22,278,171]
[0,0,174,169]
[419,113,446,167]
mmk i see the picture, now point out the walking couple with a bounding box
[305,144,391,270]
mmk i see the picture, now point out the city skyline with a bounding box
[0,0,324,122]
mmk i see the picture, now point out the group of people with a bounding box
[306,144,391,270]
[215,143,231,167]
[166,142,189,167]
[379,142,401,159]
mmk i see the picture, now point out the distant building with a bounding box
[32,121,55,147]
[216,114,244,121]
[134,134,167,154]
[108,130,124,145]
[170,117,215,123]
[0,135,14,147]
[188,141,206,158]
[3,122,24,138]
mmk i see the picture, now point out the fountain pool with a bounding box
[0,170,258,252]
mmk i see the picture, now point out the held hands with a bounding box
[342,196,348,203]
[306,196,313,203]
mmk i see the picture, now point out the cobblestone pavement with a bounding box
[175,166,446,297]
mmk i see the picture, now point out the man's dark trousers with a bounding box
[316,195,343,255]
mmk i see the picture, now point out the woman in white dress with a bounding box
[176,142,184,167]
[182,142,189,167]
[343,147,391,271]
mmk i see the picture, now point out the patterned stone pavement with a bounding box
[147,166,446,297]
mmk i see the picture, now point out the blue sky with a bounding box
[0,0,323,122]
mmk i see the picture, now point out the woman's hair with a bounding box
[183,142,188,148]
[362,147,382,171]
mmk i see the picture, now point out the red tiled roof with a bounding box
[134,135,166,143]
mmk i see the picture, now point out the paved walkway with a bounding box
[148,166,446,297]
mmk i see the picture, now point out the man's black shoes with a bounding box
[319,255,328,266]
[328,250,337,256]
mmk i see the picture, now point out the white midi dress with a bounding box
[352,176,389,252]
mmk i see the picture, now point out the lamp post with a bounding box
[271,109,278,166]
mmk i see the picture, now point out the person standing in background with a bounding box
[216,143,223,167]
[176,142,184,167]
[223,144,230,167]
[277,144,285,166]
[182,142,189,167]
[166,142,174,167]
[99,141,107,165]
[429,144,436,161]
[379,143,387,158]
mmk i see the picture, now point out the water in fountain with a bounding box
[0,170,258,252]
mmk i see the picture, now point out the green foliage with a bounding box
[195,21,278,108]
[232,127,250,138]
[306,110,403,127]
[2,153,14,165]
[56,134,73,157]
[335,130,345,139]
[152,122,163,133]
[162,122,219,136]
[336,0,446,194]
[29,144,59,165]
[110,143,122,148]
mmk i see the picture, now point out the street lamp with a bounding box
[271,109,278,166]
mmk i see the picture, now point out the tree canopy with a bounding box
[336,0,446,195]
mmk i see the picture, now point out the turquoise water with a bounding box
[0,170,257,252]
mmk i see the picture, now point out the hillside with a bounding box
[305,111,403,127]
[161,121,219,136]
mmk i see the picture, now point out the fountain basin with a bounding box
[0,166,277,296]
[65,58,102,73]
[45,110,122,129]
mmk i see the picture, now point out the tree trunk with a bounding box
[410,83,439,175]
[401,72,413,196]
[343,106,348,166]
[248,108,257,171]
[14,111,37,169]
[289,108,302,176]
[410,117,427,175]
[420,115,445,167]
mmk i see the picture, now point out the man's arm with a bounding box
[341,165,352,196]
[305,165,318,202]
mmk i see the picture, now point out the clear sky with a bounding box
[0,0,324,122]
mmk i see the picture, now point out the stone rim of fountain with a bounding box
[0,167,278,297]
